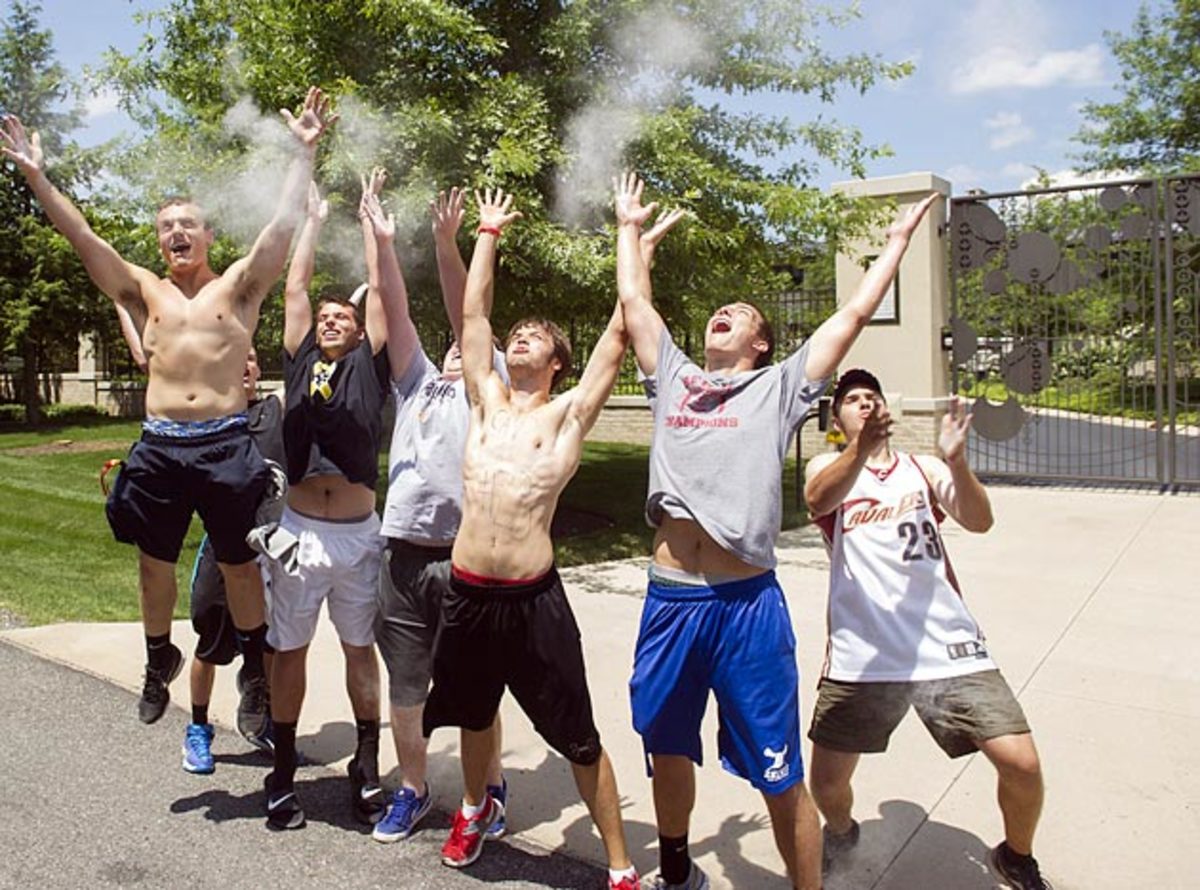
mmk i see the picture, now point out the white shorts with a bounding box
[267,506,383,651]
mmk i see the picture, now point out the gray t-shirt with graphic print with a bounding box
[645,330,828,569]
[380,346,506,545]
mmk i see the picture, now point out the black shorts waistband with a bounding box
[449,565,560,602]
[388,538,454,560]
[140,423,250,448]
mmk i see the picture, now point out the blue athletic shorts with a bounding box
[629,570,804,794]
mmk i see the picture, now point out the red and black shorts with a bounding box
[422,565,602,766]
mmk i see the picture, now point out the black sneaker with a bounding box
[236,667,270,742]
[349,757,385,825]
[138,643,184,724]
[822,819,860,873]
[265,772,306,831]
[989,842,1054,890]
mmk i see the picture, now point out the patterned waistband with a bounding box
[142,412,248,438]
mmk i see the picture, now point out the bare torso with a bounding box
[139,274,259,420]
[453,395,582,579]
[653,516,765,580]
[287,474,376,521]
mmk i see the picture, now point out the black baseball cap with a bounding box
[832,368,884,410]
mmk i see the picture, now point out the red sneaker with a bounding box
[441,798,499,868]
[609,871,641,890]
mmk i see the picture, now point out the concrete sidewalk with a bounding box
[3,486,1197,889]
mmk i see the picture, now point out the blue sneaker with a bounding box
[372,785,432,843]
[182,722,215,774]
[486,777,508,839]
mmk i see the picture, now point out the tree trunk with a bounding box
[21,337,41,426]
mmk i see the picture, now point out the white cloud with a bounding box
[1002,162,1037,178]
[952,44,1106,94]
[946,163,987,191]
[984,111,1034,150]
[84,86,120,120]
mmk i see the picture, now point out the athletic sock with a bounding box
[192,704,209,726]
[353,718,380,782]
[145,633,174,671]
[660,833,691,886]
[235,624,269,678]
[609,866,638,884]
[272,721,298,788]
[460,798,486,819]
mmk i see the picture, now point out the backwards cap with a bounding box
[832,368,884,410]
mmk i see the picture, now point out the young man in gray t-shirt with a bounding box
[614,172,938,890]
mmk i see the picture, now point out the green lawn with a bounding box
[0,422,808,625]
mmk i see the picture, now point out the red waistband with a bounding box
[450,564,551,587]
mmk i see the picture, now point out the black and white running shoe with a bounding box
[264,772,305,831]
[349,758,385,825]
[138,644,183,724]
[236,667,270,742]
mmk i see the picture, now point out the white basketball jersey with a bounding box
[815,452,996,682]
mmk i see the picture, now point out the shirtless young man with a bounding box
[263,173,406,830]
[805,372,1050,890]
[419,187,639,889]
[0,90,335,726]
[615,171,937,890]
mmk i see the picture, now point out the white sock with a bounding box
[460,798,485,818]
[608,865,637,883]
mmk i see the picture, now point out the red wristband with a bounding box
[477,225,502,238]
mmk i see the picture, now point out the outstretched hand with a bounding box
[640,207,687,267]
[613,171,659,228]
[431,187,466,242]
[885,192,939,243]
[281,86,338,149]
[361,191,395,241]
[858,398,893,455]
[0,115,44,174]
[306,181,329,223]
[938,395,972,463]
[475,187,522,233]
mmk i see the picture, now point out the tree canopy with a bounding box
[1075,0,1200,174]
[101,0,907,356]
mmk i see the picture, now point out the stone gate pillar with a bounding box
[831,172,952,453]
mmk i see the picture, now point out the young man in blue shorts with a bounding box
[1,91,335,727]
[615,171,937,890]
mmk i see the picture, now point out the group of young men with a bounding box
[2,89,1051,890]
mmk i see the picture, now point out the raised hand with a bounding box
[640,207,687,267]
[1,115,44,174]
[938,395,972,463]
[885,192,939,243]
[858,398,893,455]
[431,187,466,243]
[306,181,329,223]
[475,187,522,233]
[358,167,387,219]
[613,170,659,228]
[361,191,395,241]
[280,86,339,149]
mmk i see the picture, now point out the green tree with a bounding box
[102,0,905,365]
[0,0,116,423]
[1075,0,1200,173]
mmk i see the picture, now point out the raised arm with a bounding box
[431,187,468,342]
[804,193,939,381]
[804,400,892,518]
[358,167,390,357]
[914,396,993,532]
[282,182,325,356]
[566,300,628,434]
[361,185,419,378]
[614,172,668,375]
[2,115,153,315]
[115,303,148,373]
[226,87,337,306]
[460,188,521,405]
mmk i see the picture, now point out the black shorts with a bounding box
[106,425,268,565]
[189,538,275,665]
[422,566,602,766]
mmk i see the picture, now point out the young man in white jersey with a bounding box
[617,170,937,890]
[805,369,1051,890]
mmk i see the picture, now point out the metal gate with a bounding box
[948,175,1200,489]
